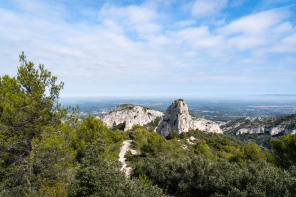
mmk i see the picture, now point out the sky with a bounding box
[0,0,296,99]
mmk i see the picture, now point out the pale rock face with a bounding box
[156,100,223,137]
[236,128,249,135]
[236,127,265,135]
[236,126,296,135]
[156,100,191,137]
[250,127,265,134]
[225,115,296,136]
[268,125,296,135]
[100,104,163,131]
[190,116,223,134]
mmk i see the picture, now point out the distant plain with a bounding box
[61,96,296,122]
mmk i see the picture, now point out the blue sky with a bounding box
[0,0,296,99]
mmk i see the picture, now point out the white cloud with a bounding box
[220,8,288,36]
[0,1,295,97]
[172,20,196,28]
[270,33,296,52]
[98,3,161,36]
[271,22,293,34]
[182,51,197,58]
[191,0,228,18]
[218,8,293,51]
[169,26,225,60]
[228,36,266,50]
[0,3,168,83]
[175,26,210,42]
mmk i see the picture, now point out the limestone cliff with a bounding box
[156,99,191,137]
[221,114,296,136]
[190,116,223,134]
[156,99,223,137]
[99,104,164,131]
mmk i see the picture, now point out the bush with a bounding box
[68,142,164,197]
[194,140,216,161]
[167,130,179,140]
[271,134,296,168]
[132,154,296,197]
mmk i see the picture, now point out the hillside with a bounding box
[222,114,296,135]
[2,50,296,197]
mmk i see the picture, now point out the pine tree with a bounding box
[0,52,66,189]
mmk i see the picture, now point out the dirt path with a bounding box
[118,140,133,177]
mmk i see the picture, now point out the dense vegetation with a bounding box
[0,53,163,196]
[129,128,296,196]
[1,53,295,196]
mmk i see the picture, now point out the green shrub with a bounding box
[194,140,216,161]
[167,130,179,140]
[132,155,296,197]
[68,142,164,197]
[271,134,296,168]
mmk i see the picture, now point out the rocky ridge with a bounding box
[221,114,296,136]
[100,104,164,131]
[156,99,223,137]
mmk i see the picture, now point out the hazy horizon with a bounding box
[60,94,296,104]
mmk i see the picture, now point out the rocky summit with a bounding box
[156,99,223,137]
[100,104,163,131]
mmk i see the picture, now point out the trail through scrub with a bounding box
[118,140,139,177]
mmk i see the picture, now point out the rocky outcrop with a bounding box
[222,114,296,136]
[100,100,223,136]
[190,116,223,134]
[100,104,163,131]
[156,99,223,137]
[156,99,191,137]
[236,127,265,135]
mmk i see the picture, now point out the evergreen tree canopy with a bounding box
[0,52,66,187]
[271,134,296,168]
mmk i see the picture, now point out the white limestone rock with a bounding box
[156,99,222,137]
[236,128,249,135]
[223,114,296,136]
[156,99,191,137]
[100,104,164,131]
[269,124,296,135]
[236,127,265,135]
[236,126,296,136]
[190,116,223,134]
